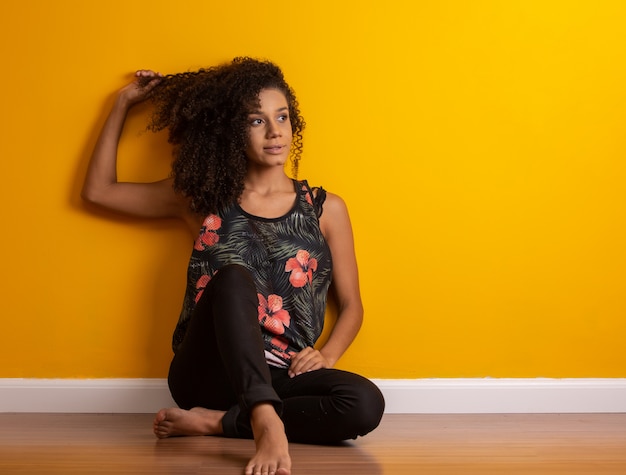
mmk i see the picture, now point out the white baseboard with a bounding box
[1,378,625,414]
[377,378,626,413]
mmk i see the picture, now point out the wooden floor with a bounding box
[0,413,625,474]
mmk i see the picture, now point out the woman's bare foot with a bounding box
[153,407,225,439]
[245,403,291,475]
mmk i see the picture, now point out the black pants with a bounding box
[168,264,385,444]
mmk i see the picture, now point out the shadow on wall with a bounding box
[70,91,190,378]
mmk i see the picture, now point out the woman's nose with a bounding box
[266,121,282,138]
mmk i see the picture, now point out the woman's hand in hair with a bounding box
[82,69,191,223]
[118,70,163,108]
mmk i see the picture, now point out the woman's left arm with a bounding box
[288,192,364,377]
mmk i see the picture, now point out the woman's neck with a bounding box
[240,169,297,218]
[244,167,294,195]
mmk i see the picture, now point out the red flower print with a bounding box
[257,293,291,335]
[194,214,222,250]
[271,349,296,361]
[285,250,318,287]
[270,336,289,351]
[194,274,212,303]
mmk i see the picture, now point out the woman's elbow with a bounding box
[80,185,100,205]
[81,182,110,207]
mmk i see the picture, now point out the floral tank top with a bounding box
[172,180,333,367]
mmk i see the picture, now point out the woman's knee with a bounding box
[324,371,385,438]
[211,264,255,291]
[201,264,257,308]
[347,376,385,436]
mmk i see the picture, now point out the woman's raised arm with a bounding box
[82,70,189,220]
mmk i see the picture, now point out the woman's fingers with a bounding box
[288,347,328,378]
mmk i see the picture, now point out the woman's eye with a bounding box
[250,118,263,126]
[278,115,288,122]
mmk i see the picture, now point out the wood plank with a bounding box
[0,414,624,474]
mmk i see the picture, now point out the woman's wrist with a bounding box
[114,93,134,112]
[319,349,339,368]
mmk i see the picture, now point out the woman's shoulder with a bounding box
[295,179,332,197]
[317,191,351,241]
[319,191,347,214]
[296,179,328,216]
[296,179,348,210]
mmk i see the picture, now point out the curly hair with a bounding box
[142,57,305,215]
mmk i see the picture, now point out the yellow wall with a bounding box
[1,1,625,379]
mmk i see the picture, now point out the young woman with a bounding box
[82,57,384,475]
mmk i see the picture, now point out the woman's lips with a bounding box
[264,145,285,154]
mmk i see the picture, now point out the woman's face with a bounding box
[245,88,293,168]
